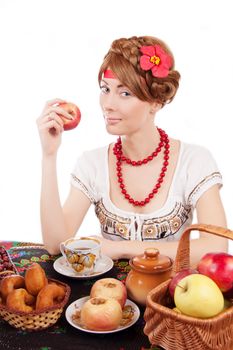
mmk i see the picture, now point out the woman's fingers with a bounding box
[47,112,64,128]
[38,112,64,134]
[42,98,66,114]
[40,121,61,135]
[48,112,64,133]
[47,106,74,120]
[39,102,74,123]
[37,98,76,139]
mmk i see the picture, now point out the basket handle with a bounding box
[173,224,233,274]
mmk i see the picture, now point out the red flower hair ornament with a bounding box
[139,45,172,78]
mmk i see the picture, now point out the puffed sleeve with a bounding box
[70,151,97,203]
[184,145,223,207]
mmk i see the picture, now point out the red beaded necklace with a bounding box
[113,128,170,207]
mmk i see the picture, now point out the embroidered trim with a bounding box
[95,199,191,241]
[141,202,191,240]
[187,171,222,205]
[71,174,96,203]
[95,199,131,240]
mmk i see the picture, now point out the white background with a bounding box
[0,0,232,253]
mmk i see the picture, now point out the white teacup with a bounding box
[60,237,101,275]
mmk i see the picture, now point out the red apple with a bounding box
[58,102,81,131]
[223,286,233,300]
[169,268,199,298]
[90,278,127,308]
[81,297,122,331]
[197,252,233,292]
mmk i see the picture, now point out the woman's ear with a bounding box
[150,102,162,114]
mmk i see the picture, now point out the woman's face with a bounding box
[99,77,155,136]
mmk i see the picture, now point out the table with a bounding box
[0,241,161,350]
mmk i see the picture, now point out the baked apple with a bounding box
[81,297,122,331]
[90,278,127,308]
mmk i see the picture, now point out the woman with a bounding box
[37,35,228,264]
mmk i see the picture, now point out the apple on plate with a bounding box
[174,274,224,318]
[58,102,81,131]
[90,278,127,309]
[80,297,122,331]
[197,252,233,292]
[168,268,199,298]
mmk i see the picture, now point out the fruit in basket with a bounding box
[223,298,232,310]
[172,307,182,314]
[197,252,233,292]
[25,262,48,296]
[168,268,198,298]
[6,288,35,313]
[223,286,233,300]
[58,102,81,131]
[174,274,224,318]
[90,278,127,308]
[0,246,17,276]
[0,274,25,301]
[80,296,122,331]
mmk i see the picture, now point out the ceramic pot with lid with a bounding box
[125,248,173,306]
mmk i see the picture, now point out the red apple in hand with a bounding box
[58,102,81,130]
[90,278,127,308]
[81,297,122,331]
[197,252,233,292]
[169,268,199,298]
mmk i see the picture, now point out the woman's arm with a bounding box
[37,99,92,254]
[97,185,228,266]
[40,157,91,255]
[195,183,228,254]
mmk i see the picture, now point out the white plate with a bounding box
[65,296,140,334]
[53,255,114,279]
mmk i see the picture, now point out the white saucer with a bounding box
[65,296,140,334]
[53,255,114,279]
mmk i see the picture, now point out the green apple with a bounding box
[174,274,224,318]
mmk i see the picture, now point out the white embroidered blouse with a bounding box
[70,142,222,242]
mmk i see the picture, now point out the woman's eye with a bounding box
[121,91,131,97]
[100,86,109,94]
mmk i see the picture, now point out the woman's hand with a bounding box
[36,98,74,157]
[88,236,121,260]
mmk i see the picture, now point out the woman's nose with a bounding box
[101,92,117,112]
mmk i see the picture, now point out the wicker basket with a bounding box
[0,278,71,331]
[144,224,233,350]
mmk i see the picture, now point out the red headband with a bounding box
[103,69,116,79]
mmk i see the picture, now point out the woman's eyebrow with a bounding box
[101,79,125,88]
[100,79,108,85]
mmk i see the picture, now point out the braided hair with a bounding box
[98,36,180,107]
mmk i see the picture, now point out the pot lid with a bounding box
[130,248,173,274]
